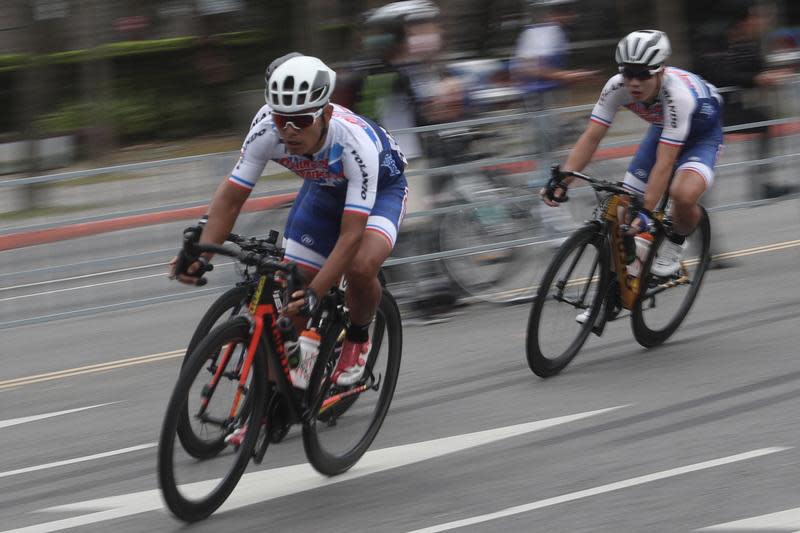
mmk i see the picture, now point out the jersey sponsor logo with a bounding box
[243,128,267,153]
[699,102,714,117]
[351,149,369,200]
[626,102,663,125]
[250,112,268,129]
[599,81,625,105]
[275,156,345,184]
[663,88,678,129]
[382,153,401,177]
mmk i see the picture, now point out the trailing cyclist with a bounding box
[170,54,408,388]
[541,30,724,279]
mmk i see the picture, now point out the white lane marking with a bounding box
[0,261,235,293]
[0,443,156,480]
[0,263,167,292]
[0,273,170,303]
[0,403,119,429]
[408,447,791,533]
[698,507,800,531]
[0,405,627,533]
[0,272,178,302]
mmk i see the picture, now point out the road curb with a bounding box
[0,193,296,251]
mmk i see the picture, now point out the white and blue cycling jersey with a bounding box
[230,103,408,271]
[590,67,724,192]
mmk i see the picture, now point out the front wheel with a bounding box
[631,207,711,347]
[158,318,266,522]
[526,223,610,377]
[302,290,403,475]
[177,285,249,459]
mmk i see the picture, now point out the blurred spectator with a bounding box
[511,0,595,234]
[512,0,596,162]
[353,0,467,317]
[358,0,464,164]
[698,0,796,199]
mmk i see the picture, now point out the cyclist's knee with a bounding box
[670,187,700,211]
[671,170,707,206]
[346,256,381,286]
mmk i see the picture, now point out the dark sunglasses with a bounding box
[619,65,661,81]
[272,107,324,130]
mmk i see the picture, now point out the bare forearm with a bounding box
[644,144,681,211]
[564,130,602,173]
[200,182,249,253]
[643,161,673,211]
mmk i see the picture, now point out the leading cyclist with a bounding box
[170,54,408,387]
[542,29,723,277]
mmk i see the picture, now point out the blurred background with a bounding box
[1,0,799,323]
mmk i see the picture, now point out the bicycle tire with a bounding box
[526,223,610,377]
[177,285,249,459]
[440,194,548,304]
[302,290,402,476]
[183,285,249,365]
[439,204,517,299]
[631,207,711,347]
[158,317,266,522]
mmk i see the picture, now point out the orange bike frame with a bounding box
[603,195,642,310]
[228,274,292,417]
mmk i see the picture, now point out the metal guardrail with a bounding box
[2,84,798,254]
[1,87,796,188]
[2,91,799,328]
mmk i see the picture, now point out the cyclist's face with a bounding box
[624,72,661,103]
[275,105,332,155]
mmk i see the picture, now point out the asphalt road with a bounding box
[1,190,799,531]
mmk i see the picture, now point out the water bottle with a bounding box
[627,232,654,278]
[290,329,321,389]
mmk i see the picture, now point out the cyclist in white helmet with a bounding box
[171,54,408,387]
[542,29,724,278]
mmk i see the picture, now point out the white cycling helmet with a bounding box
[365,0,440,27]
[615,30,671,69]
[265,55,336,113]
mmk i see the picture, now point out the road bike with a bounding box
[158,227,402,522]
[526,166,711,377]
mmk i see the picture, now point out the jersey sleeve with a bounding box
[229,105,277,190]
[658,82,696,147]
[590,75,628,128]
[341,141,379,217]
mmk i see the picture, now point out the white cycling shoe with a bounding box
[651,240,687,277]
[575,309,592,324]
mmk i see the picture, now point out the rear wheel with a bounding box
[631,208,711,347]
[526,223,610,377]
[439,175,552,304]
[158,318,265,522]
[302,291,402,475]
